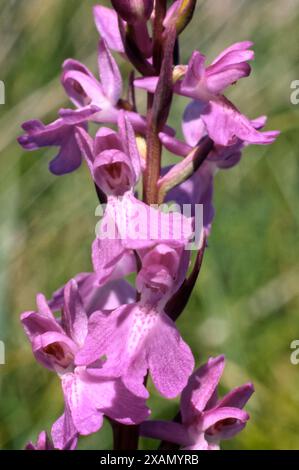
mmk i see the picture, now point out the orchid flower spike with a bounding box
[18,0,278,452]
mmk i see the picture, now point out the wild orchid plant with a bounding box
[19,1,279,451]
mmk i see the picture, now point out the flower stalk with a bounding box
[143,23,176,204]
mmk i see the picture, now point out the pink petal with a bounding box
[76,304,150,398]
[62,58,93,76]
[62,372,104,435]
[118,111,141,183]
[201,406,249,435]
[216,382,254,409]
[208,50,254,75]
[159,132,191,157]
[134,76,159,94]
[250,115,267,129]
[49,273,136,315]
[180,51,206,93]
[181,355,225,422]
[139,243,189,297]
[61,58,95,107]
[98,39,122,104]
[75,127,94,173]
[48,272,92,312]
[202,97,280,146]
[63,280,88,348]
[109,251,136,280]
[18,118,84,175]
[93,149,136,195]
[36,293,56,320]
[59,105,100,125]
[51,406,78,450]
[140,421,190,447]
[75,305,131,368]
[147,312,194,398]
[92,230,126,284]
[123,194,194,250]
[211,41,254,65]
[122,110,148,134]
[86,279,136,313]
[21,310,63,339]
[75,369,149,425]
[48,126,83,175]
[25,431,54,450]
[205,62,251,94]
[62,69,107,107]
[93,6,125,53]
[31,331,77,370]
[182,100,207,146]
[94,127,122,155]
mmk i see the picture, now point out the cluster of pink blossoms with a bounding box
[19,1,279,451]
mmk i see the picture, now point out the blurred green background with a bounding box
[1,0,299,450]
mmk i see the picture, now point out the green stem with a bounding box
[143,1,167,205]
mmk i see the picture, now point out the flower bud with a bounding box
[164,0,197,35]
[111,0,153,23]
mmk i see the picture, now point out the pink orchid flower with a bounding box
[21,279,149,449]
[76,243,194,400]
[141,355,254,450]
[76,111,194,284]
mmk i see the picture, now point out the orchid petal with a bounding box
[61,372,104,435]
[94,127,122,155]
[201,406,249,436]
[181,355,225,422]
[92,235,126,284]
[201,97,280,146]
[182,100,207,146]
[147,312,194,398]
[211,41,254,65]
[98,39,122,104]
[216,383,254,410]
[118,111,141,183]
[75,127,94,172]
[51,405,78,450]
[133,76,159,94]
[18,118,84,175]
[59,105,100,125]
[140,421,190,447]
[93,6,125,53]
[63,280,88,348]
